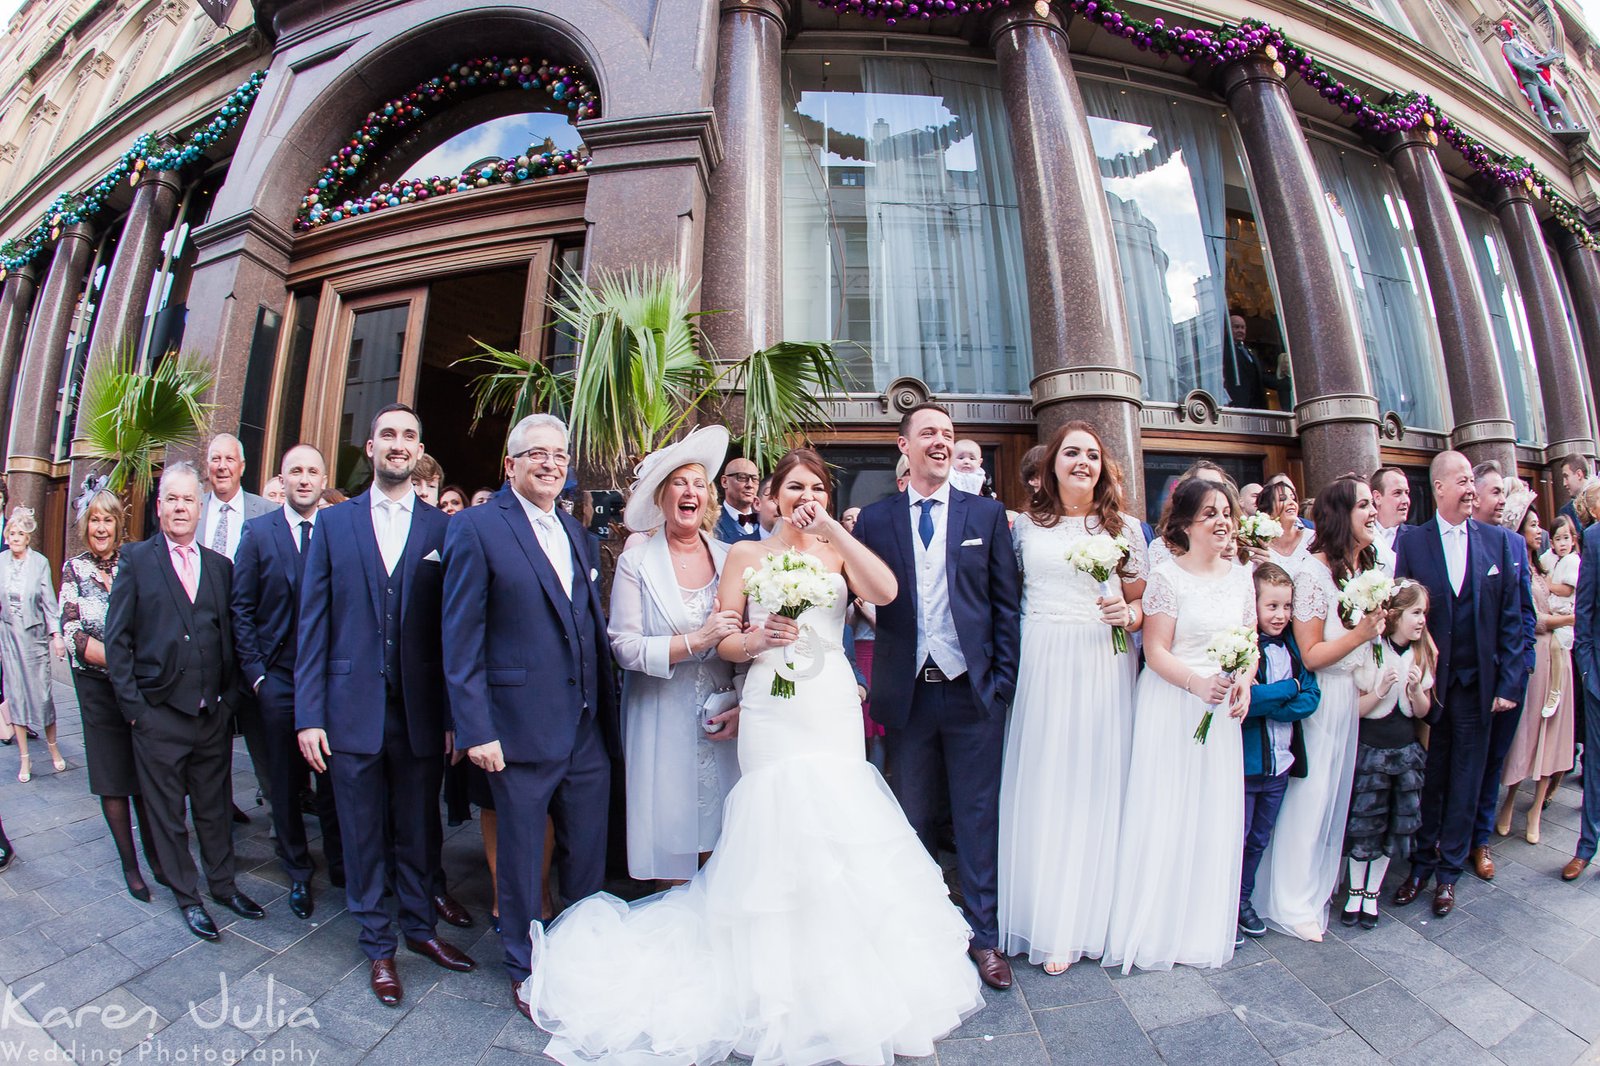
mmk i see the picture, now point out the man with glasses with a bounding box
[442,413,617,1019]
[714,456,763,543]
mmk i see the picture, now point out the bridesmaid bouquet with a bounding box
[1338,569,1395,663]
[1237,513,1284,549]
[743,550,840,698]
[1065,533,1133,653]
[1196,626,1259,744]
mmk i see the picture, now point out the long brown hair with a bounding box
[1308,476,1378,599]
[1027,421,1126,537]
[1385,580,1438,688]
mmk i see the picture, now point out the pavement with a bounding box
[1,671,1599,1065]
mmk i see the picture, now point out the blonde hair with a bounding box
[74,489,125,547]
[651,462,719,534]
[6,506,36,536]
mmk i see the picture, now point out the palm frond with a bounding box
[453,340,573,428]
[78,344,214,496]
[729,341,847,471]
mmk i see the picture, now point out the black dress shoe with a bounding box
[231,805,251,824]
[329,867,346,889]
[124,870,152,903]
[0,839,14,872]
[1432,882,1456,918]
[288,881,313,920]
[211,892,266,920]
[1391,876,1425,907]
[183,906,220,941]
[433,893,473,928]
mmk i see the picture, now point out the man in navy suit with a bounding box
[296,404,475,1007]
[713,455,764,543]
[1557,454,1588,535]
[1565,505,1600,881]
[853,402,1022,990]
[442,413,618,1018]
[232,443,342,921]
[1391,451,1525,917]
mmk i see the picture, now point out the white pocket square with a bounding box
[423,549,442,562]
[962,538,984,547]
[590,568,599,581]
[1487,565,1500,576]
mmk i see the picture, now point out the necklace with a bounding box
[668,537,701,571]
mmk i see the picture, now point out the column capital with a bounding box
[1484,182,1536,211]
[133,166,183,199]
[53,221,96,250]
[1215,53,1286,97]
[1450,417,1519,448]
[578,111,724,191]
[1376,126,1438,161]
[989,0,1066,45]
[1031,365,1143,409]
[718,0,787,29]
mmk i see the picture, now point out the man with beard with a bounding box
[296,404,475,1006]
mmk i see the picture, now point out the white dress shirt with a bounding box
[203,491,245,561]
[514,487,574,598]
[284,504,317,553]
[1438,516,1468,596]
[371,488,416,575]
[1261,641,1296,775]
[907,483,967,677]
[1374,524,1397,576]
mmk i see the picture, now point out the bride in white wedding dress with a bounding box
[522,450,983,1066]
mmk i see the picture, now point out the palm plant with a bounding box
[77,342,215,496]
[458,266,845,474]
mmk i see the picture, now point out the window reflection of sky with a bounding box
[402,112,582,181]
[1088,115,1210,322]
[793,91,977,170]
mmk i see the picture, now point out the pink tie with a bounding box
[172,544,198,602]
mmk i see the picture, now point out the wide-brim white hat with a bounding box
[623,425,731,532]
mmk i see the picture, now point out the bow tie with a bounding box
[737,513,757,526]
[1259,632,1289,649]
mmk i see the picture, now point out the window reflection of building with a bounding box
[781,54,1030,396]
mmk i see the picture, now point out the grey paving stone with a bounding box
[1031,997,1159,1066]
[122,931,271,1021]
[38,892,152,955]
[1146,1010,1273,1066]
[0,927,66,983]
[251,911,368,999]
[931,1033,1050,1065]
[255,1022,369,1066]
[108,911,217,969]
[1559,935,1600,988]
[40,986,166,1059]
[1434,918,1543,984]
[1112,965,1227,1031]
[1329,979,1446,1057]
[0,889,62,933]
[491,1013,551,1056]
[363,987,511,1066]
[140,1009,257,1061]
[311,958,437,1033]
[0,850,83,892]
[12,942,141,1016]
[1501,957,1600,1040]
[1388,1023,1508,1066]
[1489,1011,1589,1066]
[188,967,315,1039]
[1208,960,1345,1056]
[40,866,131,913]
[1218,934,1272,970]
[299,1003,395,1052]
[1262,933,1386,1003]
[1463,889,1587,963]
[1417,968,1535,1048]
[1007,956,1115,1009]
[950,983,1033,1038]
[1273,1029,1386,1066]
[1345,915,1471,994]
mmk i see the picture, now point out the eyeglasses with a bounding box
[511,448,570,466]
[722,472,759,484]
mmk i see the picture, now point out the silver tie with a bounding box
[211,502,230,555]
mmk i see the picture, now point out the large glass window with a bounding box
[782,54,1030,395]
[1459,203,1543,443]
[1441,4,1505,93]
[1337,0,1418,38]
[369,91,585,191]
[1080,82,1288,411]
[1310,141,1447,430]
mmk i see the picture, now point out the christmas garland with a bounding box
[808,0,1598,249]
[295,57,597,232]
[0,71,267,275]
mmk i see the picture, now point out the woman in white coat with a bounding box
[611,427,746,883]
[1,507,66,782]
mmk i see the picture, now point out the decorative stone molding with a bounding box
[0,143,20,162]
[1175,389,1221,426]
[1545,436,1596,461]
[87,52,113,78]
[1450,417,1519,447]
[1030,366,1143,408]
[1140,401,1296,437]
[578,111,724,191]
[1294,393,1382,431]
[33,101,59,124]
[883,376,931,415]
[1380,411,1406,442]
[817,381,1035,426]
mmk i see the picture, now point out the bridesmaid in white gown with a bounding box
[1257,481,1314,571]
[1000,421,1146,973]
[1253,477,1384,941]
[524,449,982,1066]
[1104,478,1255,973]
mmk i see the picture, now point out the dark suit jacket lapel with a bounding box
[888,490,914,585]
[154,539,197,628]
[1466,518,1486,617]
[559,509,606,630]
[499,493,577,640]
[1418,518,1447,598]
[398,505,434,623]
[944,488,970,582]
[353,493,385,625]
[269,512,301,592]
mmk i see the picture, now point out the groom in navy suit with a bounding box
[854,402,1022,990]
[1391,450,1525,917]
[296,404,475,1007]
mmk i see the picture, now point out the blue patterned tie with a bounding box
[918,499,935,549]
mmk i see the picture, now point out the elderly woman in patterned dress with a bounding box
[60,484,165,900]
[1,506,66,782]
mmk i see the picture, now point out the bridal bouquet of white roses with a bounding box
[1338,568,1395,663]
[1196,626,1259,744]
[1237,513,1284,549]
[1066,533,1133,653]
[743,550,840,698]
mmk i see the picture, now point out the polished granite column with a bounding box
[6,223,95,521]
[701,0,785,363]
[86,168,181,358]
[1219,55,1378,491]
[0,264,38,464]
[1555,229,1600,439]
[991,3,1142,497]
[1490,185,1594,462]
[1383,130,1516,471]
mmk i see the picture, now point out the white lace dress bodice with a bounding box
[1292,559,1372,676]
[1013,514,1148,625]
[1141,559,1256,673]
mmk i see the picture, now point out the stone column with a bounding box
[1489,186,1594,465]
[86,168,181,359]
[1382,131,1515,471]
[1218,56,1378,492]
[990,3,1142,500]
[1555,229,1600,443]
[0,264,39,463]
[701,0,785,363]
[6,223,95,522]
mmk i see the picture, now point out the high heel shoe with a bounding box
[17,755,30,783]
[124,870,152,903]
[1526,821,1542,845]
[47,744,65,773]
[1495,813,1513,837]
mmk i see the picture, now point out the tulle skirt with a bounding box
[999,617,1136,965]
[1103,671,1243,973]
[1253,672,1359,939]
[524,751,983,1066]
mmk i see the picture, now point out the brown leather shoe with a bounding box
[511,981,532,1021]
[1470,846,1495,881]
[1432,882,1456,917]
[405,937,476,972]
[1562,856,1592,881]
[433,893,473,928]
[370,958,402,1006]
[1391,876,1424,906]
[968,946,1013,991]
